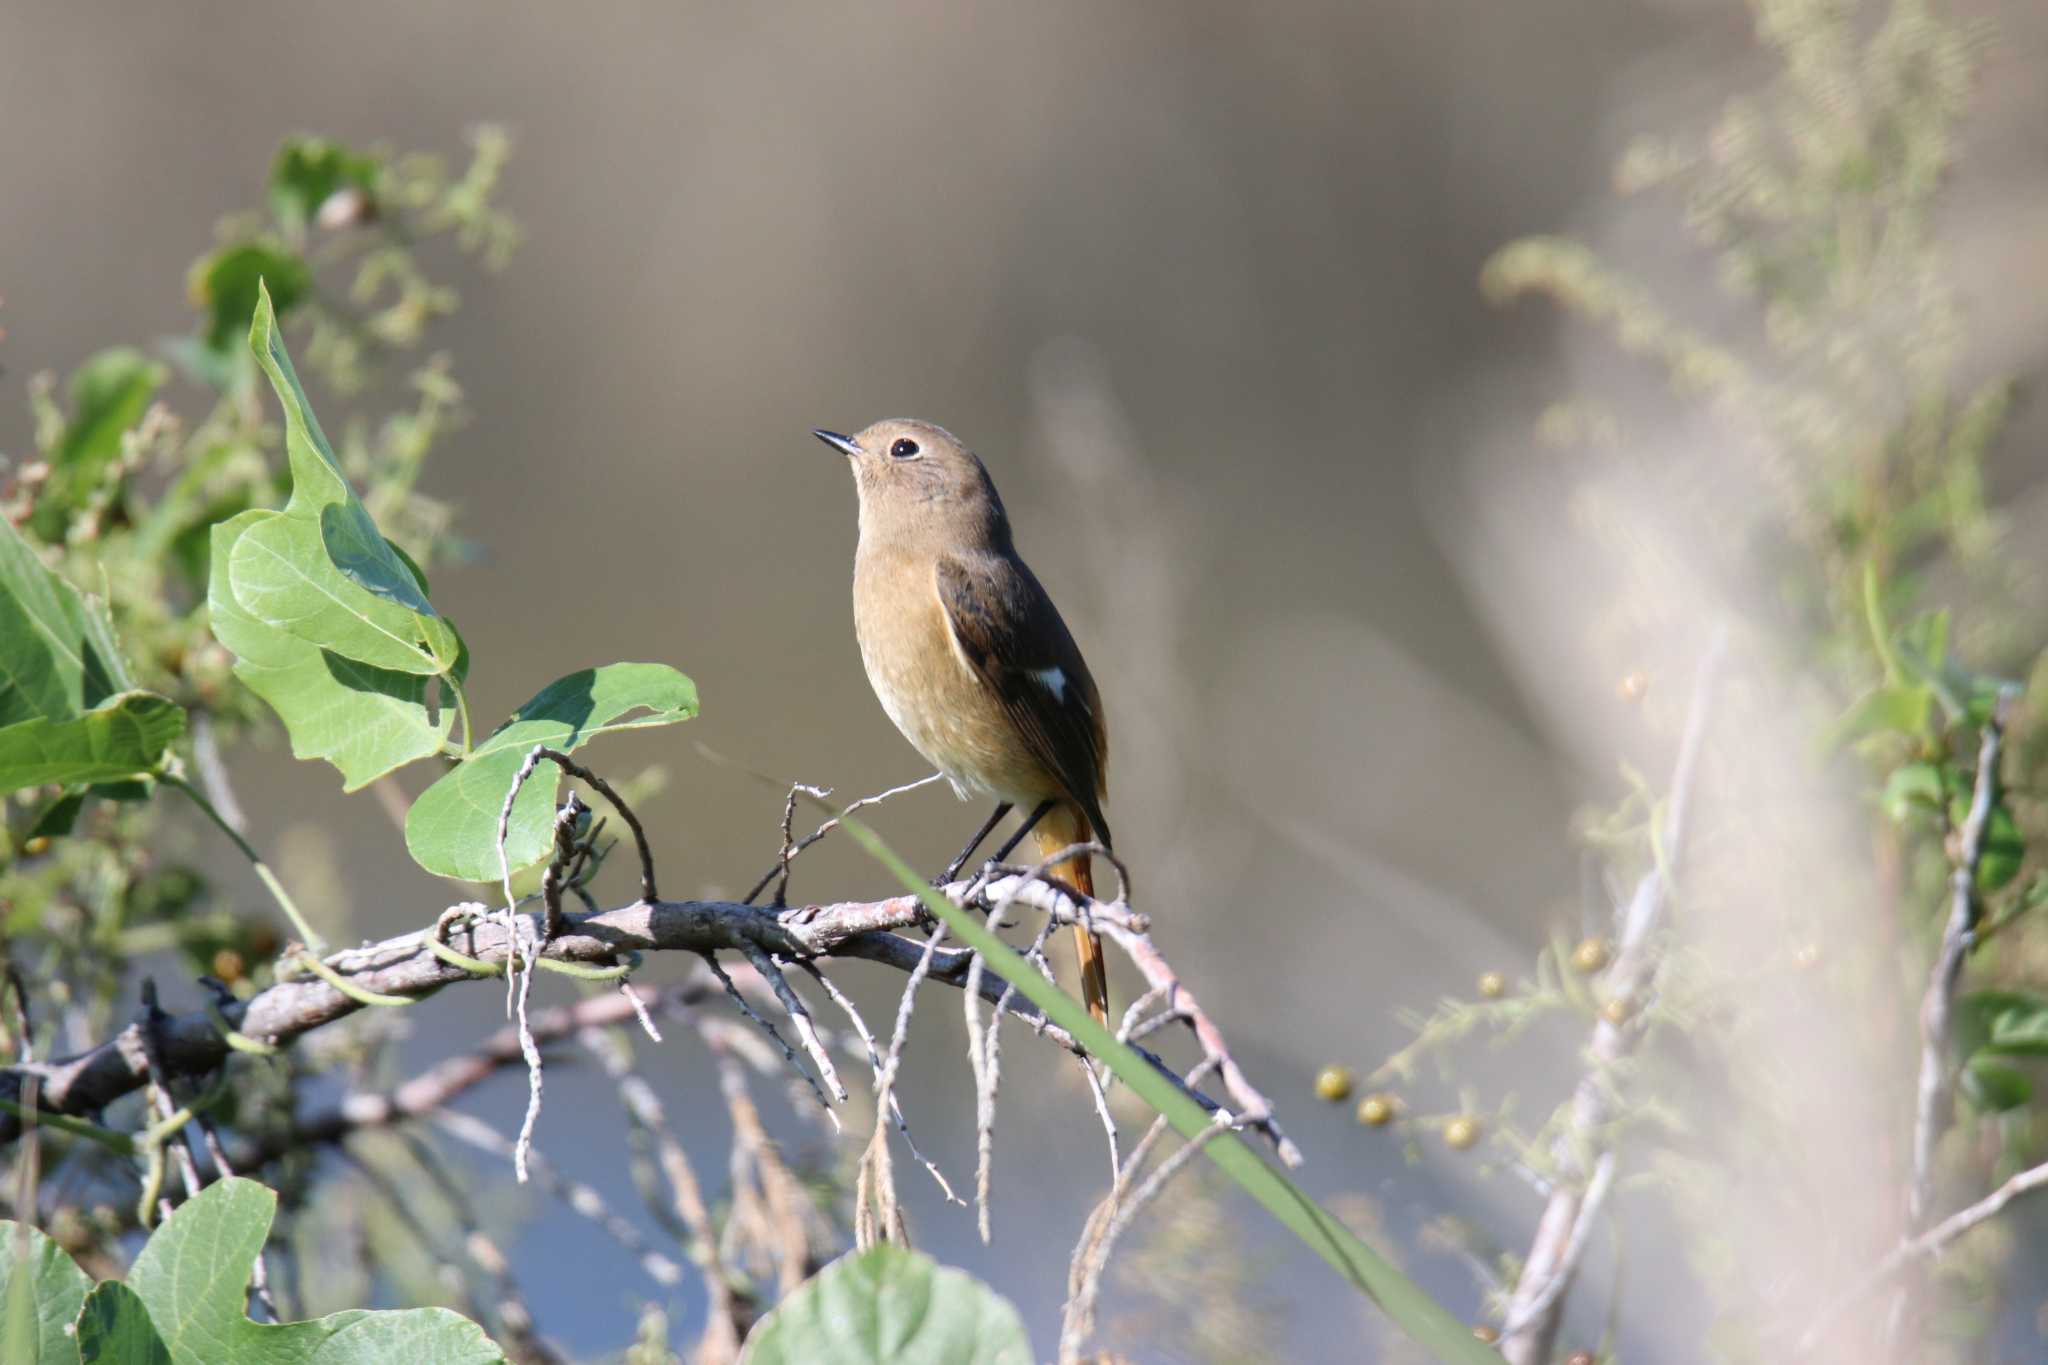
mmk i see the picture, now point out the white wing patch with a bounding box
[1029,667,1067,701]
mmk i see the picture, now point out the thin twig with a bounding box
[1060,1115,1240,1363]
[432,1110,684,1287]
[701,954,837,1123]
[1498,629,1725,1365]
[1801,1155,2048,1352]
[741,773,944,906]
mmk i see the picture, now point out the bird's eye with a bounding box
[890,438,920,459]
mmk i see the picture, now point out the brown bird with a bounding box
[814,419,1113,1026]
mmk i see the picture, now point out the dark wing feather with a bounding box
[935,554,1111,847]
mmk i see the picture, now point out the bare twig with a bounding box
[1885,690,2014,1344]
[856,924,949,1250]
[1060,1113,1240,1364]
[432,1110,684,1287]
[1498,630,1724,1364]
[802,962,958,1206]
[741,773,945,906]
[1905,695,2012,1227]
[1802,1155,2048,1351]
[581,1026,741,1365]
[737,942,846,1104]
[701,954,839,1125]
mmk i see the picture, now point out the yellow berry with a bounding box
[23,835,51,857]
[1600,997,1632,1025]
[1356,1094,1396,1127]
[1314,1065,1355,1103]
[1444,1115,1481,1150]
[1472,1324,1500,1343]
[212,948,246,984]
[1571,937,1610,974]
[1477,971,1506,999]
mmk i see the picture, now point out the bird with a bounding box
[813,419,1113,1026]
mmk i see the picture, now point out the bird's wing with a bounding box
[934,554,1111,845]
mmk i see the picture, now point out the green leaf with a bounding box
[1828,684,1933,748]
[740,1246,1030,1365]
[0,1220,94,1365]
[125,1178,503,1365]
[269,136,379,233]
[1961,1055,2032,1112]
[0,516,134,728]
[30,348,167,542]
[27,788,88,839]
[188,243,310,355]
[1880,761,1944,823]
[248,283,439,618]
[0,692,185,795]
[1961,990,2048,1057]
[831,813,1503,1365]
[228,514,444,675]
[75,1281,173,1365]
[404,664,697,881]
[209,512,450,790]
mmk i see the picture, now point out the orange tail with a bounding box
[1035,804,1108,1027]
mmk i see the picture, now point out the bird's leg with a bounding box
[937,801,1012,886]
[987,799,1056,868]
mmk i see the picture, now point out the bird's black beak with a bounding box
[811,429,861,458]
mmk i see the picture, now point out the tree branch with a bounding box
[0,875,1233,1151]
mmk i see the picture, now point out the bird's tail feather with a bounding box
[1035,804,1108,1027]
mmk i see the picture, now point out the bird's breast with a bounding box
[851,549,1049,803]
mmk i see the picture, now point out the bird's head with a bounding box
[812,418,1010,548]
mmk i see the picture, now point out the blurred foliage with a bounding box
[0,127,520,1351]
[1322,0,2048,1358]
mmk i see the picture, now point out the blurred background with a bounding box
[5,0,2047,1359]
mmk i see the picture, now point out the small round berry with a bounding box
[212,948,246,984]
[1571,937,1610,974]
[1472,1324,1500,1343]
[1600,997,1633,1026]
[1314,1065,1355,1103]
[1444,1115,1482,1150]
[1477,971,1506,999]
[1357,1094,1396,1127]
[23,835,51,857]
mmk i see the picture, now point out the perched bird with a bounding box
[814,420,1113,1025]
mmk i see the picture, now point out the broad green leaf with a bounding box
[209,512,450,790]
[76,1281,173,1365]
[269,137,379,233]
[30,348,167,542]
[0,1220,93,1365]
[189,243,309,355]
[0,517,133,727]
[248,283,438,617]
[740,1246,1030,1365]
[0,692,184,795]
[1828,684,1932,748]
[1879,761,1944,823]
[405,664,697,881]
[228,515,443,675]
[125,1179,503,1365]
[1961,1056,2032,1112]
